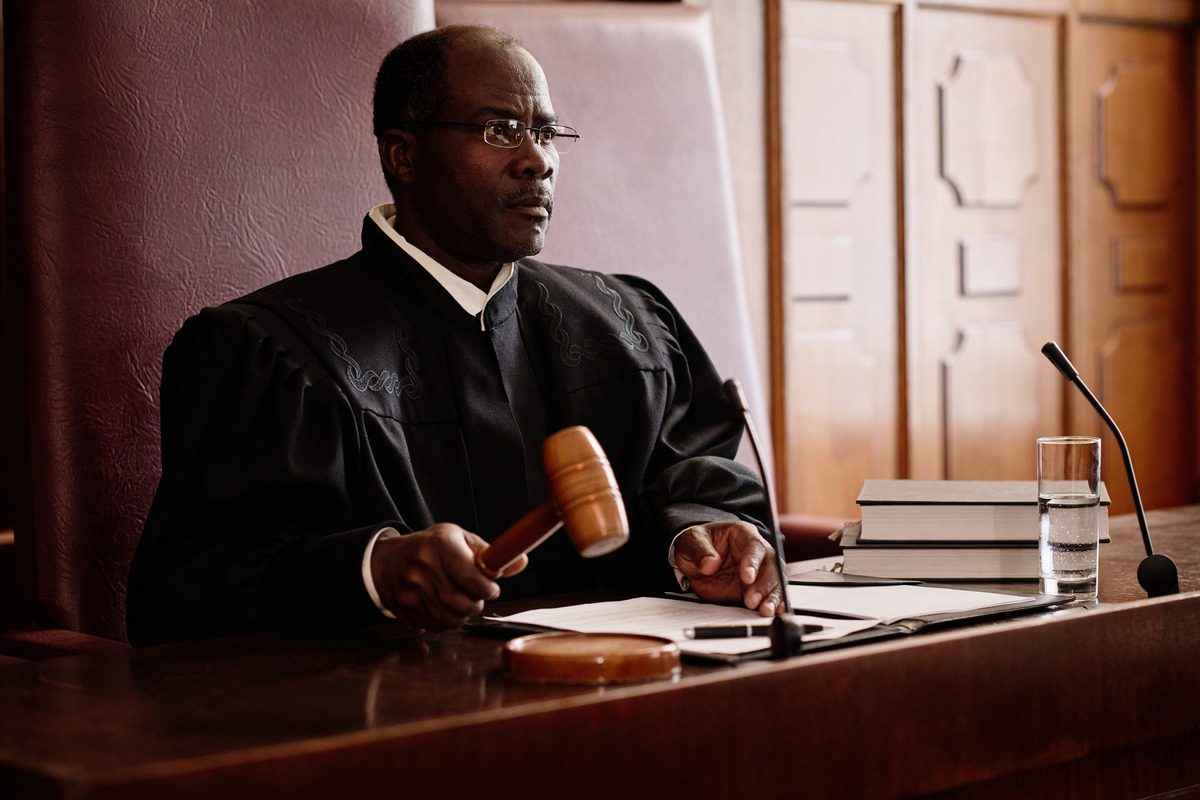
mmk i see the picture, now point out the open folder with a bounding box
[474,583,1071,664]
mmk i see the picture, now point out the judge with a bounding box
[126,25,781,645]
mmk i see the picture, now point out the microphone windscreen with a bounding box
[1041,341,1079,379]
[1138,553,1180,597]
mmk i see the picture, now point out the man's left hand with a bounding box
[672,521,783,616]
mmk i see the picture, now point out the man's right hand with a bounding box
[370,523,528,634]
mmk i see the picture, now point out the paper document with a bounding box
[785,583,1027,623]
[491,597,881,655]
[489,584,1035,657]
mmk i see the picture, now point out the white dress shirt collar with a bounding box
[368,203,514,321]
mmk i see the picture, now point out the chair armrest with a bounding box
[778,512,847,562]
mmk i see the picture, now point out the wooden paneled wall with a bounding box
[908,10,1061,485]
[775,0,902,514]
[1068,18,1194,512]
[768,0,1197,518]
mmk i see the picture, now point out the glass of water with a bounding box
[1037,436,1101,600]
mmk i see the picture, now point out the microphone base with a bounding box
[1138,553,1180,597]
[769,614,805,660]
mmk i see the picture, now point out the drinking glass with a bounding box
[1037,436,1101,600]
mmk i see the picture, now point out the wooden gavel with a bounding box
[476,426,629,577]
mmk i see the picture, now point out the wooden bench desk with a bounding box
[2,508,1199,799]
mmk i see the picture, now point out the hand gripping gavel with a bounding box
[475,426,629,577]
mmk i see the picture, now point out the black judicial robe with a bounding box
[126,219,768,645]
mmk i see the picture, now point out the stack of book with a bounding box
[841,480,1111,581]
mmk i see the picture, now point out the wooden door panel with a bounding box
[778,0,900,517]
[1096,321,1189,511]
[1069,22,1193,513]
[942,323,1047,479]
[908,9,1062,481]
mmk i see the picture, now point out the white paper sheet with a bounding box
[492,597,882,656]
[490,582,1034,656]
[785,583,1027,623]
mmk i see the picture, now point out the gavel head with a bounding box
[543,426,629,557]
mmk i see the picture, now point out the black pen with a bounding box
[684,623,823,639]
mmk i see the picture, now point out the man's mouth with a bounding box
[505,189,553,219]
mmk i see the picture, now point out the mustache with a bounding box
[503,186,554,215]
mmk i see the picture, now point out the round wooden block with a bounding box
[503,632,681,685]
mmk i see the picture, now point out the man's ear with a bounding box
[378,130,417,188]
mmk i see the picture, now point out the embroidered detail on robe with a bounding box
[534,277,649,367]
[286,297,421,398]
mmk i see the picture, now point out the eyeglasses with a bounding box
[408,118,580,154]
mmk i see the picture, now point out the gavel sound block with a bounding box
[476,426,629,577]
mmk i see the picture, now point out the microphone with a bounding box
[1040,342,1179,597]
[722,378,805,658]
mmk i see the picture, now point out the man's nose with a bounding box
[512,135,556,178]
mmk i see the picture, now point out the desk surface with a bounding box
[3,508,1200,799]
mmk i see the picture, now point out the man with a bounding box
[126,25,781,645]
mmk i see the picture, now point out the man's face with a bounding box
[403,43,559,270]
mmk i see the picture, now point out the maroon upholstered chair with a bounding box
[436,2,842,558]
[3,0,435,648]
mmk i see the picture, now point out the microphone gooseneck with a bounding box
[722,378,805,658]
[1040,342,1179,597]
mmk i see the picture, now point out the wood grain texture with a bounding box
[779,0,901,518]
[768,0,1195,519]
[785,38,872,205]
[916,0,1070,14]
[960,235,1023,296]
[908,9,1061,481]
[1112,236,1172,293]
[1,508,1198,799]
[1067,20,1193,514]
[1076,0,1197,24]
[1098,61,1183,209]
[940,52,1039,208]
[942,324,1046,478]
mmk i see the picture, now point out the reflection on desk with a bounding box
[1,507,1199,799]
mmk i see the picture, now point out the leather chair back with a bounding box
[6,0,435,640]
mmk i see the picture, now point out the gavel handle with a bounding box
[475,500,563,578]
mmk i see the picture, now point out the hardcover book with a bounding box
[856,480,1110,543]
[840,523,1040,581]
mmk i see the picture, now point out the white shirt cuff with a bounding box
[362,526,402,619]
[667,530,691,592]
